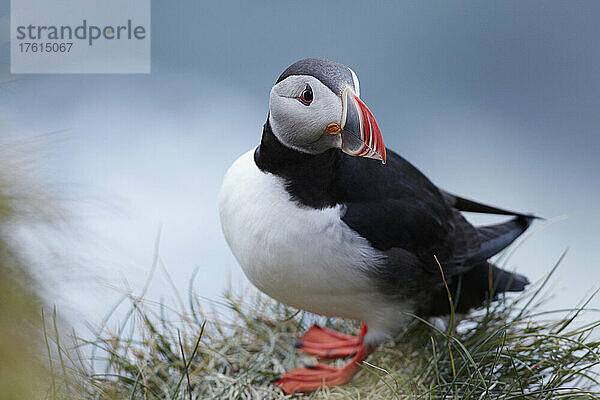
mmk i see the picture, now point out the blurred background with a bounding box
[0,1,598,331]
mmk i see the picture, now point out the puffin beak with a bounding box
[338,87,386,164]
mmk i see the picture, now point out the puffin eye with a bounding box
[298,84,313,106]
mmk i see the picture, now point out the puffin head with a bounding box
[268,58,386,164]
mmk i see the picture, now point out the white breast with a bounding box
[218,149,386,320]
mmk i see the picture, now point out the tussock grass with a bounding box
[55,251,600,400]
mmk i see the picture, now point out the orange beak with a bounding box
[339,87,386,164]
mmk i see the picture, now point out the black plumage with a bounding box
[255,122,533,316]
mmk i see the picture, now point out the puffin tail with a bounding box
[452,263,530,314]
[423,262,530,317]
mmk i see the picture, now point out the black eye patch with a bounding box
[298,84,313,106]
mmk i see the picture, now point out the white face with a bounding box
[268,75,344,154]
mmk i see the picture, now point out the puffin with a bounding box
[219,58,534,394]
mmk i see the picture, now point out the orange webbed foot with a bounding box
[295,324,360,359]
[273,323,372,394]
[273,361,357,394]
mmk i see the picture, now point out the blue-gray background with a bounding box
[0,1,598,324]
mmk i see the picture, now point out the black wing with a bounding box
[337,149,533,274]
